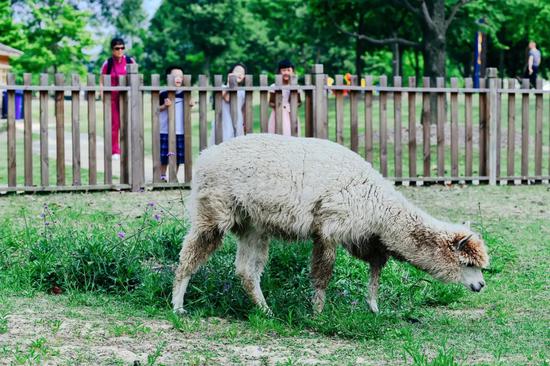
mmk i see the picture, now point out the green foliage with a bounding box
[145,0,242,77]
[0,1,26,52]
[4,0,550,80]
[8,0,94,79]
[114,0,147,61]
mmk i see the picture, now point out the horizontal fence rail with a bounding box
[1,65,549,193]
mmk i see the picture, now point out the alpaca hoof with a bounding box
[368,300,379,313]
[313,304,324,315]
[261,306,274,317]
[312,291,326,315]
[173,307,187,316]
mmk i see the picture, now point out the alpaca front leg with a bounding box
[311,241,337,314]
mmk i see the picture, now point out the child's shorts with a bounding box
[160,134,185,165]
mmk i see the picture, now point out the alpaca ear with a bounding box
[455,234,472,251]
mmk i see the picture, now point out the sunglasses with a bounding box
[113,46,125,50]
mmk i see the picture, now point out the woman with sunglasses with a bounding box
[100,38,136,160]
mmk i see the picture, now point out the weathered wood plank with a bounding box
[408,77,416,178]
[129,64,144,191]
[479,78,487,176]
[422,77,431,177]
[183,74,193,183]
[487,69,498,185]
[304,74,313,137]
[40,74,49,186]
[290,75,299,137]
[535,79,543,176]
[393,76,402,179]
[119,75,129,184]
[23,74,33,187]
[7,74,16,187]
[465,78,473,177]
[260,75,269,133]
[228,74,239,137]
[335,75,344,144]
[199,75,208,150]
[214,75,223,144]
[87,74,97,185]
[436,77,445,177]
[167,74,177,183]
[379,75,388,177]
[496,78,502,179]
[350,75,359,152]
[313,65,327,138]
[151,74,161,183]
[506,79,516,178]
[71,74,81,186]
[450,78,459,177]
[521,79,530,177]
[364,76,374,163]
[245,75,253,134]
[275,74,283,134]
[55,73,65,186]
[102,75,112,184]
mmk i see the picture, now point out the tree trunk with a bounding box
[421,0,447,124]
[355,13,367,78]
[414,48,421,81]
[392,42,400,77]
[421,0,447,80]
[422,33,446,81]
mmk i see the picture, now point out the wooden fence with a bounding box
[1,64,549,193]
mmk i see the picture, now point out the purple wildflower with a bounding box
[153,213,161,221]
[44,222,50,226]
[222,282,231,293]
[117,231,126,239]
[167,152,176,157]
[351,300,358,307]
[147,202,156,207]
[39,213,45,219]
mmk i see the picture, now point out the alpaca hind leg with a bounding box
[235,230,271,315]
[172,228,222,314]
[310,240,337,314]
[367,255,388,313]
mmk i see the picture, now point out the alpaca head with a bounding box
[451,231,489,292]
[409,222,489,291]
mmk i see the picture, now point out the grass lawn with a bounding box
[0,185,548,365]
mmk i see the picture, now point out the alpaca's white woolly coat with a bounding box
[189,134,487,282]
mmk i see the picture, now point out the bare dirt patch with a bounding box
[0,294,365,365]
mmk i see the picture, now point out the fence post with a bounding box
[487,67,498,185]
[128,63,144,191]
[7,73,16,187]
[312,64,327,139]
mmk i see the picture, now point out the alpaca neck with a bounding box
[376,203,457,281]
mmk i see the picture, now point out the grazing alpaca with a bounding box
[172,134,489,314]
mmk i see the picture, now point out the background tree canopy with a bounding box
[2,0,549,82]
